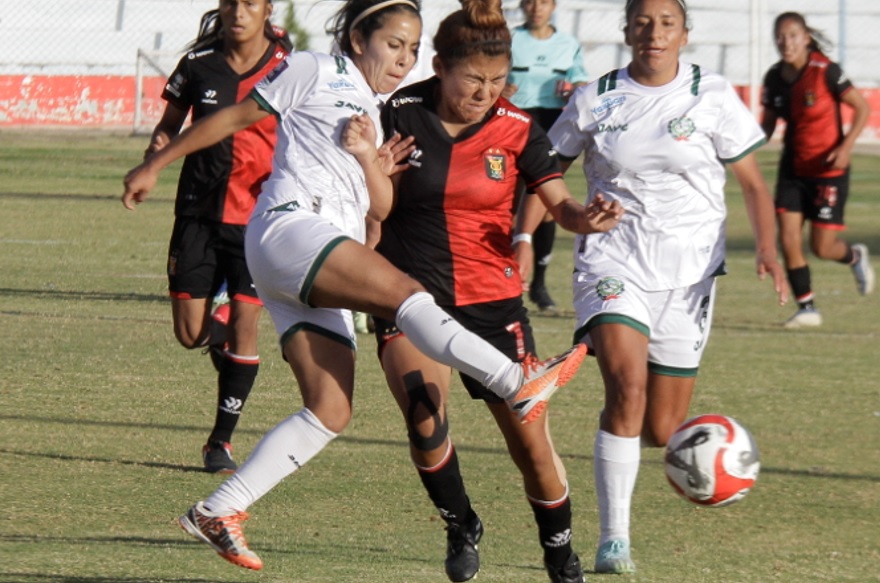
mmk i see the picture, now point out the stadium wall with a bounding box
[2,75,879,141]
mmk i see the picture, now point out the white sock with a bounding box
[204,408,337,514]
[395,292,522,399]
[594,429,640,545]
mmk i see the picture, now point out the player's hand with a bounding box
[341,113,377,159]
[583,193,624,233]
[825,145,851,171]
[121,163,158,210]
[144,134,171,160]
[755,249,789,306]
[377,132,416,177]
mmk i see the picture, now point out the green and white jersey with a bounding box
[548,62,765,291]
[251,51,383,244]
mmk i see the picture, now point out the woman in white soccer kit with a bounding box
[122,0,587,573]
[519,0,788,574]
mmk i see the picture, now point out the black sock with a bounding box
[417,446,472,525]
[531,220,556,289]
[839,244,855,265]
[787,266,814,307]
[208,358,259,444]
[530,496,574,568]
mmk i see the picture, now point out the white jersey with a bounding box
[251,51,383,244]
[549,62,765,291]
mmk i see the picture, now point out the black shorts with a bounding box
[775,170,849,227]
[167,217,260,302]
[373,297,536,403]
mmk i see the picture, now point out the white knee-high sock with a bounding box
[205,408,337,514]
[594,429,640,545]
[395,292,521,399]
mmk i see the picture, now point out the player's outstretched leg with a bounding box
[508,344,587,423]
[178,501,263,571]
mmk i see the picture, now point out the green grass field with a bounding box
[1,131,878,583]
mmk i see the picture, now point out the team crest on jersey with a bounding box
[667,116,696,141]
[596,277,624,300]
[804,90,816,107]
[484,149,506,181]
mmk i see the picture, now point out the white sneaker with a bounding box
[783,306,822,329]
[851,243,875,295]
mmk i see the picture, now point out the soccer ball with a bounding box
[664,414,760,507]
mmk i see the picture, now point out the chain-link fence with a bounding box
[0,0,877,135]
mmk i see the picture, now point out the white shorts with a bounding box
[245,208,356,349]
[571,272,716,374]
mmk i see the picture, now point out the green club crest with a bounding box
[667,116,695,141]
[596,277,625,300]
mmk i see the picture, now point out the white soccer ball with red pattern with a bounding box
[664,414,760,507]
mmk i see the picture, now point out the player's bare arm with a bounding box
[729,153,789,306]
[122,98,268,210]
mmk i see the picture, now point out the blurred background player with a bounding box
[376,1,621,580]
[503,0,589,312]
[136,0,292,473]
[761,11,874,329]
[531,0,788,573]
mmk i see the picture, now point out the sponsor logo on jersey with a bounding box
[484,149,506,181]
[201,89,218,105]
[495,107,530,124]
[334,55,348,75]
[596,276,624,300]
[504,266,514,278]
[667,116,696,141]
[591,95,626,115]
[188,48,215,60]
[328,79,356,91]
[597,122,628,133]
[334,100,366,113]
[266,59,289,82]
[390,95,423,108]
[407,148,423,168]
[165,73,184,98]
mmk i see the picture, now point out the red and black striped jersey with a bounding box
[378,78,562,307]
[762,51,853,178]
[162,40,288,224]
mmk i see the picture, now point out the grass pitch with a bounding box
[1,131,878,582]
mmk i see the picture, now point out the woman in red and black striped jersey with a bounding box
[761,11,874,329]
[375,2,622,581]
[132,0,292,473]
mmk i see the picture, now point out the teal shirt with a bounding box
[508,25,589,110]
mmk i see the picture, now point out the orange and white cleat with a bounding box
[178,501,263,571]
[508,344,587,423]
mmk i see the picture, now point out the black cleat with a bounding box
[546,552,585,583]
[529,285,557,311]
[202,440,237,474]
[445,514,483,582]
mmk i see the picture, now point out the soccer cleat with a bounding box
[178,501,263,571]
[546,552,586,583]
[594,539,636,574]
[444,514,483,582]
[529,285,557,312]
[353,311,370,334]
[509,344,587,424]
[851,243,875,295]
[783,306,822,329]
[202,440,237,474]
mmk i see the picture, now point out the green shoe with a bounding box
[594,539,636,574]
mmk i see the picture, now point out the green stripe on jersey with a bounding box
[597,69,619,96]
[250,90,279,119]
[690,64,701,96]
